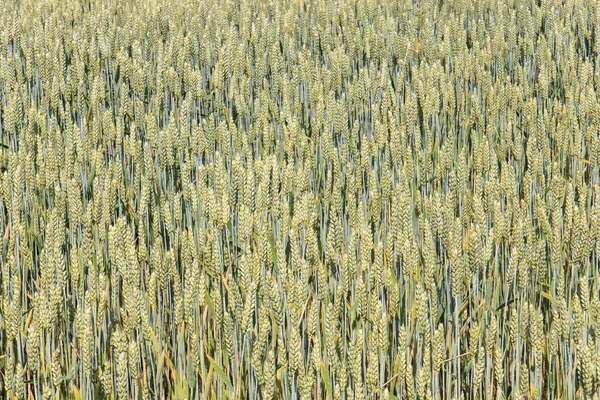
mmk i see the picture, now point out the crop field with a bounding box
[0,0,600,398]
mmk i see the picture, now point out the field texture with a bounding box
[1,0,600,398]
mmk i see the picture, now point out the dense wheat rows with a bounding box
[1,0,600,398]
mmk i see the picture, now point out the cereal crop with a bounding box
[1,0,600,398]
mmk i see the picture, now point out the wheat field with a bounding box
[0,0,599,398]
